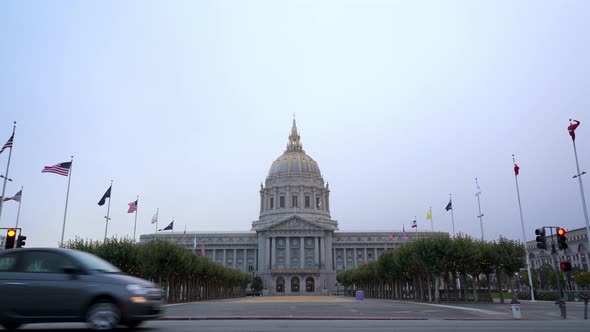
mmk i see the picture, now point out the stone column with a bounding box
[320,237,326,270]
[265,237,271,270]
[299,186,304,209]
[364,248,367,263]
[343,249,347,270]
[271,237,277,270]
[233,249,237,269]
[312,189,317,209]
[324,232,333,271]
[213,249,217,263]
[353,248,357,268]
[300,237,305,269]
[243,249,247,271]
[314,237,320,269]
[274,189,278,210]
[222,249,226,267]
[286,237,291,269]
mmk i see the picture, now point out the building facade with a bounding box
[140,119,442,294]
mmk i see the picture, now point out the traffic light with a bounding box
[4,229,16,249]
[557,228,568,250]
[535,228,547,250]
[16,235,26,248]
[560,261,572,272]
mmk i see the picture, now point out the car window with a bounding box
[18,251,76,274]
[0,253,19,272]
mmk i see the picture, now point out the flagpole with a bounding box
[15,186,23,229]
[450,194,456,238]
[475,178,484,241]
[60,155,74,248]
[0,122,16,226]
[133,196,139,242]
[104,180,113,242]
[513,155,535,301]
[569,122,590,271]
[430,206,433,232]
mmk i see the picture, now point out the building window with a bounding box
[280,196,285,208]
[292,195,298,208]
[316,197,320,209]
[305,196,311,208]
[270,197,274,209]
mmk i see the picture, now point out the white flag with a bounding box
[475,184,482,196]
[193,236,197,251]
[151,211,158,224]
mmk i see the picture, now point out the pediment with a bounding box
[264,216,329,231]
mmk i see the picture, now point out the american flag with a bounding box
[127,200,138,213]
[3,190,22,202]
[0,134,13,154]
[42,161,72,176]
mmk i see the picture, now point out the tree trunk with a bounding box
[427,273,432,302]
[498,273,505,304]
[435,276,441,303]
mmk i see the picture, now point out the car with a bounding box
[0,247,163,330]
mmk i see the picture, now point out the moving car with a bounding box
[0,248,162,330]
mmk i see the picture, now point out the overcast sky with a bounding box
[1,0,589,247]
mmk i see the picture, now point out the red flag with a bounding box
[514,163,520,176]
[388,234,394,241]
[568,119,580,141]
[200,242,205,255]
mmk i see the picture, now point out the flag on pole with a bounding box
[514,163,520,176]
[98,185,112,206]
[411,218,417,228]
[568,119,580,141]
[0,133,13,154]
[42,161,72,176]
[475,184,482,196]
[127,200,138,213]
[151,211,158,224]
[181,226,187,245]
[445,199,452,211]
[426,209,432,221]
[159,220,173,231]
[200,242,206,255]
[193,236,197,251]
[388,234,394,241]
[3,189,22,202]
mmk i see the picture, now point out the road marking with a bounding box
[405,302,505,315]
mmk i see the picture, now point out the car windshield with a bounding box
[69,250,121,273]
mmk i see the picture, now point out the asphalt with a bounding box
[160,295,590,321]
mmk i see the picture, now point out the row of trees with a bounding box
[66,237,252,303]
[337,234,526,303]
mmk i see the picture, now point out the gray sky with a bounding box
[1,0,589,247]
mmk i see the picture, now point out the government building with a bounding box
[141,118,442,295]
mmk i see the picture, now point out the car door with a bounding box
[17,251,89,318]
[0,251,25,317]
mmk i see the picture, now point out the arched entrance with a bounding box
[276,277,285,293]
[291,277,300,292]
[306,277,315,292]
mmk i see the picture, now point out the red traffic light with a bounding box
[560,262,572,272]
[557,228,566,236]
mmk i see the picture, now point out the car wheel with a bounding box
[124,320,143,329]
[86,301,120,330]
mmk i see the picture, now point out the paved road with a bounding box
[162,296,589,320]
[7,320,590,331]
[3,296,588,331]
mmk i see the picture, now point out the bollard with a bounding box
[510,298,522,319]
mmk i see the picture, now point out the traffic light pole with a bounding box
[549,227,566,319]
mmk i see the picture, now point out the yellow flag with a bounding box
[426,209,432,220]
